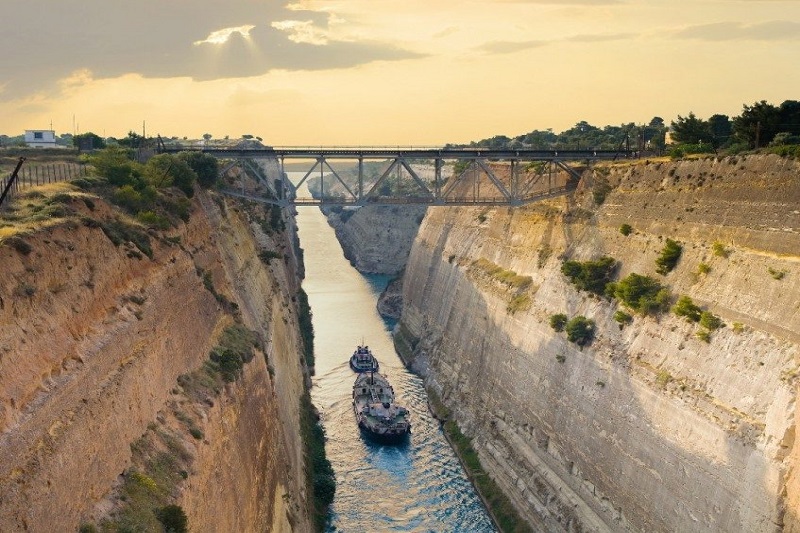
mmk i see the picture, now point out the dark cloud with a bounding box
[675,20,800,41]
[0,0,420,97]
[477,40,548,54]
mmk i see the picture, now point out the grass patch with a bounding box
[297,288,315,368]
[300,393,335,531]
[444,420,533,533]
[472,258,532,291]
[506,294,531,315]
[99,218,153,259]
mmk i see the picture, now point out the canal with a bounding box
[295,198,496,532]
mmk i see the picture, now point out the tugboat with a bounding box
[349,344,379,373]
[352,372,411,443]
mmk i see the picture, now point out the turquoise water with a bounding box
[295,203,495,533]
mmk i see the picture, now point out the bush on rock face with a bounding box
[565,316,595,346]
[656,239,682,275]
[606,273,670,316]
[560,256,617,296]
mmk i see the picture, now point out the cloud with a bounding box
[477,40,548,54]
[493,0,623,4]
[567,32,637,42]
[675,20,800,41]
[433,27,459,39]
[194,25,256,46]
[0,0,420,99]
[271,20,329,45]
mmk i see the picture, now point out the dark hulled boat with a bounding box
[349,345,379,373]
[352,372,410,443]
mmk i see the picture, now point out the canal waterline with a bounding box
[295,200,496,532]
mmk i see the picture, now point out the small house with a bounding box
[24,129,57,148]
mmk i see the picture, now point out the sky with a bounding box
[1,0,798,145]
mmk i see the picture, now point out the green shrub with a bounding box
[656,369,672,388]
[297,288,315,368]
[656,238,682,275]
[672,295,702,322]
[768,267,786,280]
[560,256,617,295]
[549,313,568,332]
[565,316,595,346]
[613,310,633,326]
[300,393,335,530]
[699,311,723,330]
[593,178,612,205]
[712,241,730,258]
[136,210,171,230]
[732,322,745,333]
[208,324,259,382]
[619,224,633,236]
[259,250,283,264]
[156,505,188,533]
[178,151,219,188]
[606,273,670,316]
[99,219,153,259]
[696,329,711,343]
[696,262,711,275]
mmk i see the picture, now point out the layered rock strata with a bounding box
[399,154,800,532]
[0,182,311,531]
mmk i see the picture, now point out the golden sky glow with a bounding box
[1,0,798,144]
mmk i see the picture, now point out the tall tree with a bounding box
[707,115,732,147]
[671,112,710,144]
[732,100,780,148]
[778,100,800,137]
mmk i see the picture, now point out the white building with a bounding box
[24,129,57,148]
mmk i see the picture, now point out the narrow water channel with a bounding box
[295,197,496,532]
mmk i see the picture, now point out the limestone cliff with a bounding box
[398,154,800,532]
[322,205,426,276]
[0,181,312,531]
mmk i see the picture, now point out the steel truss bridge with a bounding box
[161,146,629,207]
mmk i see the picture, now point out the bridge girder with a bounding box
[161,147,628,207]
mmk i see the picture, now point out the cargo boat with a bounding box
[352,372,410,443]
[349,345,379,373]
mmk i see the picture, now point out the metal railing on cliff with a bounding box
[0,158,89,210]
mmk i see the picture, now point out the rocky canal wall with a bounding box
[0,176,312,531]
[398,154,800,532]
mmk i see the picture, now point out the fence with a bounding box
[0,162,89,210]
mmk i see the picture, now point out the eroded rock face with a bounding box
[322,205,426,276]
[399,154,800,532]
[0,187,311,531]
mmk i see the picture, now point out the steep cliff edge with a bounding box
[321,204,426,276]
[398,154,800,532]
[0,182,312,531]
